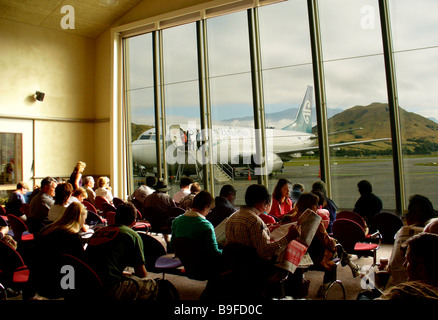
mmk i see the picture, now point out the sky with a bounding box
[126,0,438,126]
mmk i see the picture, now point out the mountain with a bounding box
[320,102,438,145]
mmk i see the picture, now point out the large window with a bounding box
[390,0,438,209]
[319,0,395,210]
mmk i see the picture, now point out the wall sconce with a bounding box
[34,91,45,102]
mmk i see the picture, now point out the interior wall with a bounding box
[0,17,98,182]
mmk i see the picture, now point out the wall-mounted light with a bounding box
[34,91,45,102]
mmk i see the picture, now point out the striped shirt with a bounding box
[225,206,289,261]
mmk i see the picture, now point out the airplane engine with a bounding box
[249,152,284,174]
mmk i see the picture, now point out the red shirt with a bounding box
[269,197,293,219]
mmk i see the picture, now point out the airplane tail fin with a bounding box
[281,86,313,133]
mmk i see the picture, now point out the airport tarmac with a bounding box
[133,156,438,213]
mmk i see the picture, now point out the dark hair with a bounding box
[146,176,157,187]
[296,192,319,213]
[115,202,137,226]
[311,180,327,194]
[357,180,372,195]
[180,177,193,188]
[54,183,73,205]
[192,190,214,211]
[405,232,438,283]
[219,184,236,197]
[407,194,436,226]
[245,184,271,208]
[41,176,57,188]
[190,182,201,194]
[312,190,326,207]
[272,179,290,201]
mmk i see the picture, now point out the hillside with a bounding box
[131,123,153,142]
[315,103,438,154]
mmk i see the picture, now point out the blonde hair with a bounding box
[40,202,87,236]
[74,161,86,172]
[97,176,110,188]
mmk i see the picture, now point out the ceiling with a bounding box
[0,0,143,38]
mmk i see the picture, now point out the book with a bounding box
[214,217,228,247]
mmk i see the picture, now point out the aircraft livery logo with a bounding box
[303,100,311,124]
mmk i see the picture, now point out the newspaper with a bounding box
[214,217,228,247]
[271,209,322,273]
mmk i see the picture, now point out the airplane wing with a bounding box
[275,137,391,160]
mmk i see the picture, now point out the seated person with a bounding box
[224,184,299,298]
[268,179,293,221]
[171,191,224,277]
[381,194,436,289]
[29,202,87,299]
[311,180,338,234]
[376,232,438,300]
[48,183,73,223]
[353,180,383,232]
[178,182,201,210]
[131,176,156,204]
[95,176,114,204]
[84,203,159,300]
[424,218,438,234]
[294,193,359,296]
[6,181,30,221]
[83,176,96,205]
[207,184,237,228]
[173,177,193,205]
[311,190,330,230]
[290,183,304,204]
[28,177,58,235]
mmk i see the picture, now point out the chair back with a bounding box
[113,197,125,207]
[60,254,103,300]
[83,200,97,214]
[94,196,109,211]
[137,232,167,271]
[102,202,117,216]
[172,237,214,281]
[336,211,367,230]
[7,214,33,242]
[106,211,116,226]
[0,240,29,286]
[372,212,404,243]
[0,205,6,216]
[130,198,144,215]
[0,215,7,227]
[143,207,172,234]
[332,218,366,253]
[20,203,30,216]
[85,210,105,227]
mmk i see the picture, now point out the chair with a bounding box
[0,240,30,292]
[83,200,98,214]
[101,202,117,217]
[132,209,150,232]
[142,207,172,236]
[94,196,109,212]
[59,254,104,300]
[19,203,30,216]
[85,210,107,227]
[336,211,367,230]
[130,198,144,215]
[106,211,116,225]
[332,218,379,265]
[6,214,34,243]
[0,215,7,227]
[137,232,182,279]
[0,205,7,217]
[113,197,125,207]
[372,212,404,244]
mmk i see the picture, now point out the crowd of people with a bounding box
[1,162,438,302]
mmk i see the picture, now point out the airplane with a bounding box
[131,86,390,178]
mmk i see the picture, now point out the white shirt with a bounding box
[173,189,190,204]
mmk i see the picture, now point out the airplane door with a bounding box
[169,124,185,148]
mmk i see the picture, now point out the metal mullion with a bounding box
[307,0,331,198]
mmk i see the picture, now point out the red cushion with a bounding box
[21,233,34,241]
[13,266,29,283]
[354,243,379,251]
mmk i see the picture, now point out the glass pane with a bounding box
[162,23,202,196]
[390,0,438,209]
[0,133,22,185]
[319,0,396,211]
[259,0,318,197]
[207,11,254,205]
[125,33,157,195]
